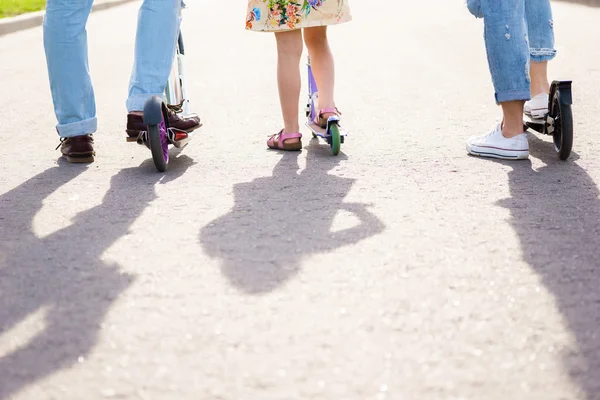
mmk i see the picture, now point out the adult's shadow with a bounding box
[497,135,600,398]
[200,145,385,294]
[0,155,195,399]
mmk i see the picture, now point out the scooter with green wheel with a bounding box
[305,56,347,156]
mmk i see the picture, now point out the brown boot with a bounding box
[126,110,202,139]
[58,135,95,163]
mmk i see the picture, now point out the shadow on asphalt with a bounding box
[0,154,195,399]
[495,134,600,399]
[200,142,385,294]
[555,0,600,6]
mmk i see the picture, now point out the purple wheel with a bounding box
[148,113,169,172]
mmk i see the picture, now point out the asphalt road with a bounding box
[1,1,600,399]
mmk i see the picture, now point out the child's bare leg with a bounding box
[530,60,550,97]
[275,30,303,143]
[303,27,336,119]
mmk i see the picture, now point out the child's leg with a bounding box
[275,30,303,141]
[303,27,336,119]
[525,0,556,97]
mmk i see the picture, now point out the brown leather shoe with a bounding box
[58,135,95,163]
[126,109,202,138]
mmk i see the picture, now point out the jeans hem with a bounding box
[126,93,165,113]
[495,89,531,103]
[57,117,98,138]
[530,48,557,63]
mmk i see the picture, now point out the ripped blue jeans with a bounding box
[467,0,556,103]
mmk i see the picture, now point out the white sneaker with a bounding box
[524,93,549,119]
[466,124,529,160]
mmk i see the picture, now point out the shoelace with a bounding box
[55,137,68,150]
[55,136,93,150]
[167,99,186,114]
[482,125,500,140]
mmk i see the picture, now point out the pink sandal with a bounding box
[315,107,341,128]
[267,130,303,151]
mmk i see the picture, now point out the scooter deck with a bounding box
[524,114,545,125]
[127,127,194,148]
[305,121,349,139]
[524,113,548,134]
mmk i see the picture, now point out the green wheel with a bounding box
[329,123,341,156]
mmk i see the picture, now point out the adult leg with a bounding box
[466,0,530,160]
[126,0,201,138]
[524,0,556,118]
[43,0,96,138]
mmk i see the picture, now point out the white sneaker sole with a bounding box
[466,143,529,160]
[524,108,548,120]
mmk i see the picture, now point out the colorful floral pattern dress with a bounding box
[246,0,351,32]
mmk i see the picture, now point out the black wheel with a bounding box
[551,91,573,161]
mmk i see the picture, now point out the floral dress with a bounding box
[246,0,351,32]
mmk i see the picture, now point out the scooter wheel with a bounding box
[552,91,573,161]
[144,96,169,172]
[329,123,341,156]
[148,121,169,172]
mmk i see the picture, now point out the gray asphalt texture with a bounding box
[1,1,600,399]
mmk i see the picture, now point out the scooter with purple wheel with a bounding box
[305,56,348,156]
[137,27,197,172]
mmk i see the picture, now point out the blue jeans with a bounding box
[43,0,182,137]
[467,0,556,103]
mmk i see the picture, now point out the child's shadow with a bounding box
[0,155,195,399]
[200,146,385,294]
